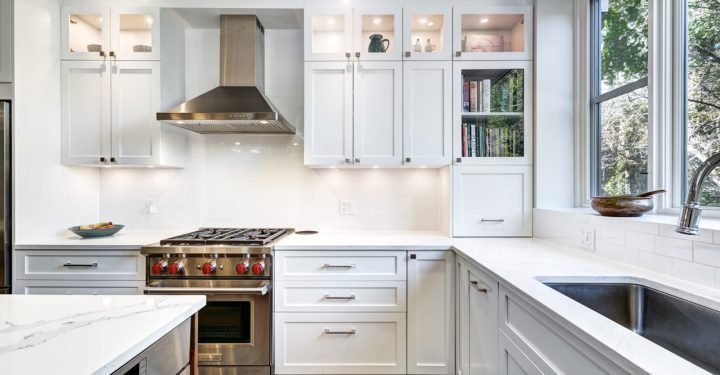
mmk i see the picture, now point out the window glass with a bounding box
[599,0,648,94]
[685,0,720,206]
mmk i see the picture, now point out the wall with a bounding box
[533,0,575,208]
[99,25,441,232]
[535,209,720,289]
[14,0,99,242]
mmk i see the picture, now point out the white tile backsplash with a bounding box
[535,208,720,290]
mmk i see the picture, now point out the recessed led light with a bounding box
[292,142,299,146]
[146,17,153,24]
[259,120,269,124]
[480,18,489,23]
[427,21,435,27]
[373,18,382,25]
[176,121,185,125]
[327,18,336,25]
[234,142,241,146]
[372,165,379,169]
[419,18,428,24]
[98,17,103,23]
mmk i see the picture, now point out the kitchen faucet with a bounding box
[677,152,720,235]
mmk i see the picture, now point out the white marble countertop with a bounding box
[13,230,190,250]
[0,294,205,375]
[275,231,719,375]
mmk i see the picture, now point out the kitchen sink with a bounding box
[544,282,720,374]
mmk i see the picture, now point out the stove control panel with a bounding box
[146,254,271,278]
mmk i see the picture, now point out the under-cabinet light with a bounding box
[373,18,382,24]
[480,18,489,23]
[327,18,336,25]
[427,22,435,27]
[419,18,428,24]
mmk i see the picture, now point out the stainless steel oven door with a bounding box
[145,279,271,368]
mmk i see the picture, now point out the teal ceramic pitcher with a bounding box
[368,34,390,53]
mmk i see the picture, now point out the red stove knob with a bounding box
[236,262,249,274]
[201,262,216,275]
[151,260,167,275]
[168,261,184,275]
[251,262,265,275]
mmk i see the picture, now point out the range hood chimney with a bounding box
[157,15,295,134]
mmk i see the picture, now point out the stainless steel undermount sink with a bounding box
[543,281,720,374]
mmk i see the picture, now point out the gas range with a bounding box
[141,228,293,278]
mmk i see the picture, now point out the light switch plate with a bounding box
[145,199,157,214]
[580,228,595,250]
[339,200,354,215]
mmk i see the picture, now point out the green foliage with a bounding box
[600,0,648,86]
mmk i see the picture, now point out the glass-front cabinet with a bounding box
[453,61,531,165]
[354,7,402,61]
[403,6,452,60]
[62,6,160,60]
[453,6,532,61]
[304,7,354,61]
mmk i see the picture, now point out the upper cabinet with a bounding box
[354,6,403,61]
[403,6,452,61]
[62,6,161,61]
[453,6,532,61]
[0,0,12,83]
[305,7,353,61]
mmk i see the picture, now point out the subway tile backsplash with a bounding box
[534,208,720,289]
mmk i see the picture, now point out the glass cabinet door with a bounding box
[453,61,532,165]
[111,8,161,60]
[453,6,532,61]
[354,7,402,61]
[403,7,452,60]
[62,6,111,60]
[304,8,353,61]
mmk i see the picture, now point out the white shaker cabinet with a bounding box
[403,61,452,166]
[453,166,532,237]
[407,251,455,375]
[0,0,12,83]
[62,60,184,167]
[457,257,499,375]
[353,61,402,166]
[304,61,353,166]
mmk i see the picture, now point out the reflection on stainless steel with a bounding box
[677,152,720,235]
[545,282,720,374]
[156,15,295,134]
[0,101,10,294]
[111,318,191,375]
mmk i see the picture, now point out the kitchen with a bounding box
[2,0,720,374]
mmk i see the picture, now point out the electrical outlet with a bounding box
[339,200,354,215]
[580,228,595,250]
[145,199,157,214]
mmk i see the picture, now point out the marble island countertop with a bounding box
[276,231,719,375]
[0,294,205,375]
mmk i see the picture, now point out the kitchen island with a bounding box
[0,294,205,375]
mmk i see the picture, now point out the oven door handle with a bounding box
[143,283,271,295]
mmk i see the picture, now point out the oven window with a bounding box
[198,301,252,344]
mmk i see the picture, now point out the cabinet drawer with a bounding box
[275,251,406,281]
[275,281,406,312]
[14,280,144,295]
[15,250,145,280]
[275,312,406,374]
[453,166,532,237]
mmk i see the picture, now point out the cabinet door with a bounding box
[468,264,499,374]
[403,6,452,61]
[304,7,353,61]
[453,6,533,61]
[407,251,455,374]
[111,61,161,165]
[354,6,403,61]
[453,166,532,237]
[61,60,112,166]
[403,61,451,166]
[0,0,12,83]
[353,61,402,166]
[304,61,353,166]
[62,5,111,60]
[499,331,543,375]
[110,7,161,60]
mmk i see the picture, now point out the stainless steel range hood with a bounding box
[157,15,295,134]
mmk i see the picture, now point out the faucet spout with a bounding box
[677,153,720,235]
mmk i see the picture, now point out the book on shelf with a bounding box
[470,124,477,157]
[469,81,478,112]
[463,81,470,112]
[482,79,491,113]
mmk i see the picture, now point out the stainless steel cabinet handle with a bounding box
[345,52,351,59]
[109,157,116,163]
[324,328,356,335]
[456,157,461,163]
[324,294,356,300]
[456,51,462,57]
[63,262,98,267]
[323,264,356,269]
[470,280,488,293]
[405,157,411,163]
[480,219,505,223]
[99,51,106,57]
[198,353,223,363]
[354,158,360,163]
[355,52,360,58]
[345,158,351,163]
[109,51,116,58]
[405,51,411,57]
[99,157,107,163]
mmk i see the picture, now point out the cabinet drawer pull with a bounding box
[480,218,505,223]
[323,264,356,269]
[324,328,356,335]
[324,294,356,300]
[470,280,488,293]
[63,262,98,268]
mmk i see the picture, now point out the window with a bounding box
[682,0,720,207]
[590,0,649,197]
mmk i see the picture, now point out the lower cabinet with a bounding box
[499,331,543,375]
[274,312,407,374]
[14,279,144,295]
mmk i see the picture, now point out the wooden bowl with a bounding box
[590,196,654,217]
